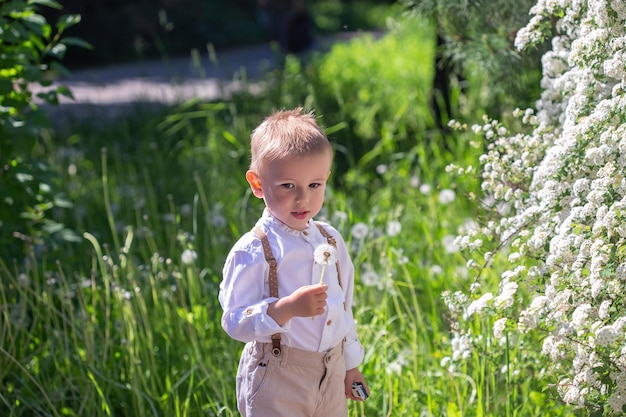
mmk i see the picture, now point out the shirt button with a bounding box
[303,230,308,236]
[325,355,331,363]
[326,320,332,326]
[246,308,253,315]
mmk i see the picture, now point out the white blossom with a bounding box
[445,0,626,409]
[493,282,518,310]
[493,317,507,339]
[465,293,493,318]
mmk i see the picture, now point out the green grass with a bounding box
[1,14,576,417]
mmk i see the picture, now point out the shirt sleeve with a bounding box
[219,243,290,343]
[326,224,365,370]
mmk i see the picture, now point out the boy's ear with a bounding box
[246,170,264,198]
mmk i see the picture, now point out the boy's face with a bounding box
[247,152,332,230]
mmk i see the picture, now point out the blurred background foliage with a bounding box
[2,0,547,263]
[401,0,546,119]
[42,0,397,68]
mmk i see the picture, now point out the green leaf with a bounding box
[55,84,74,99]
[16,172,34,183]
[446,402,461,417]
[21,12,45,26]
[0,2,24,16]
[36,90,59,105]
[0,78,13,94]
[222,130,241,148]
[56,14,81,31]
[59,228,82,243]
[42,220,64,234]
[28,0,61,10]
[49,60,71,77]
[324,121,348,135]
[53,196,73,208]
[47,42,66,59]
[60,36,92,49]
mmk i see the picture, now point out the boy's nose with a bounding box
[295,188,308,202]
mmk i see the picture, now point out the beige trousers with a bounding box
[236,341,348,417]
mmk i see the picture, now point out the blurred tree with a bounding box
[401,0,545,125]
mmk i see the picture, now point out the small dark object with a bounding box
[351,382,368,400]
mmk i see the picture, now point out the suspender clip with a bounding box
[271,335,282,356]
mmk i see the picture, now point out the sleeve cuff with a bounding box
[344,336,364,370]
[259,298,291,332]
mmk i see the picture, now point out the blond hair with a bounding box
[249,107,332,174]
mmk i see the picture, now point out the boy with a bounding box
[219,108,369,416]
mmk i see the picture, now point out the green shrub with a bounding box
[0,0,88,261]
[258,16,440,182]
[315,18,436,172]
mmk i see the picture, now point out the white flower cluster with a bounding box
[448,0,626,412]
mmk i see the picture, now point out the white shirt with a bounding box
[219,209,364,370]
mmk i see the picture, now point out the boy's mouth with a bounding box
[291,210,309,220]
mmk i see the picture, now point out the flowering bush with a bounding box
[445,0,626,413]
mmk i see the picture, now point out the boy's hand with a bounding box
[268,284,327,325]
[288,283,328,317]
[345,368,369,401]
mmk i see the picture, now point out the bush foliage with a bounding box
[0,0,89,260]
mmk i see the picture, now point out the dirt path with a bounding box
[37,32,370,123]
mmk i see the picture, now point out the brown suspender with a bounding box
[252,222,342,357]
[252,226,282,356]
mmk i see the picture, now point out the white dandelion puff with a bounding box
[312,243,337,319]
[360,270,382,287]
[181,249,198,265]
[351,223,369,239]
[438,189,456,204]
[314,243,338,268]
[386,220,402,237]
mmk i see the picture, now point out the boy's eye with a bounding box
[281,183,295,189]
[309,183,321,188]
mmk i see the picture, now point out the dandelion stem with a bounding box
[319,264,327,285]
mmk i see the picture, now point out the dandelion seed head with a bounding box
[438,188,456,204]
[351,223,369,239]
[386,220,402,237]
[442,235,459,253]
[181,249,198,265]
[314,243,338,265]
[430,264,443,275]
[360,270,381,287]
